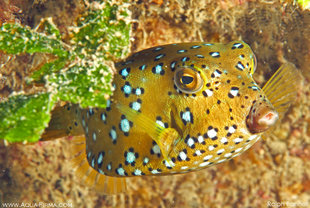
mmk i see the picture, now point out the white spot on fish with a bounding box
[134,169,142,176]
[235,147,243,152]
[207,129,217,139]
[199,161,210,167]
[220,137,228,144]
[203,155,213,161]
[224,153,232,158]
[195,150,203,156]
[208,145,215,151]
[152,145,161,155]
[126,152,136,163]
[216,149,225,155]
[92,132,97,142]
[151,169,160,174]
[233,137,243,144]
[179,151,187,161]
[117,167,125,176]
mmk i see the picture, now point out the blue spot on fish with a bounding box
[134,169,142,176]
[106,100,111,111]
[109,126,117,144]
[139,64,147,70]
[130,99,142,112]
[121,120,130,132]
[87,152,92,160]
[177,49,187,53]
[116,165,126,176]
[133,87,144,96]
[89,108,94,115]
[121,82,132,97]
[91,156,95,168]
[154,54,165,61]
[153,47,164,52]
[190,45,201,49]
[181,57,190,62]
[195,54,204,58]
[119,115,133,136]
[232,43,244,49]
[127,152,135,163]
[236,61,245,71]
[101,112,106,123]
[152,63,165,75]
[97,151,105,168]
[107,163,112,171]
[209,52,220,58]
[170,61,177,71]
[143,157,149,165]
[92,132,97,142]
[119,67,130,79]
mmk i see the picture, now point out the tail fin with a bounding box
[40,103,84,141]
[70,136,127,194]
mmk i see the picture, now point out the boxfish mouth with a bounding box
[246,100,279,134]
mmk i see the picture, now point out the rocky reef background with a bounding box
[0,0,310,207]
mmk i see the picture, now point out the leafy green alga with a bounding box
[0,0,131,143]
[0,93,56,142]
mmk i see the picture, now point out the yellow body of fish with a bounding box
[43,41,299,194]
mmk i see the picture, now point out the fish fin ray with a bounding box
[116,103,179,162]
[95,174,127,194]
[41,104,83,141]
[69,136,126,194]
[262,62,302,120]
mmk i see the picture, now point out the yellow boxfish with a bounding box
[42,41,300,194]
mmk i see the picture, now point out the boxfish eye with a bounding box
[174,67,203,93]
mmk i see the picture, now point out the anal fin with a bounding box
[69,136,127,194]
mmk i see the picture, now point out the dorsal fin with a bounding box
[41,104,84,141]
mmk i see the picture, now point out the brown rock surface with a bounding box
[0,1,309,207]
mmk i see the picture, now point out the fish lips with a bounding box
[246,101,279,134]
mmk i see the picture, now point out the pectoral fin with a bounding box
[116,103,179,163]
[262,62,302,120]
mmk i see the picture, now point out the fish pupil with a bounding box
[181,76,194,85]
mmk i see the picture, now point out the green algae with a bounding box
[0,93,56,143]
[0,0,131,143]
[297,0,310,9]
[0,22,68,57]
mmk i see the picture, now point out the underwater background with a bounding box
[0,0,310,207]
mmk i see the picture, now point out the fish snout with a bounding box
[246,101,279,134]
